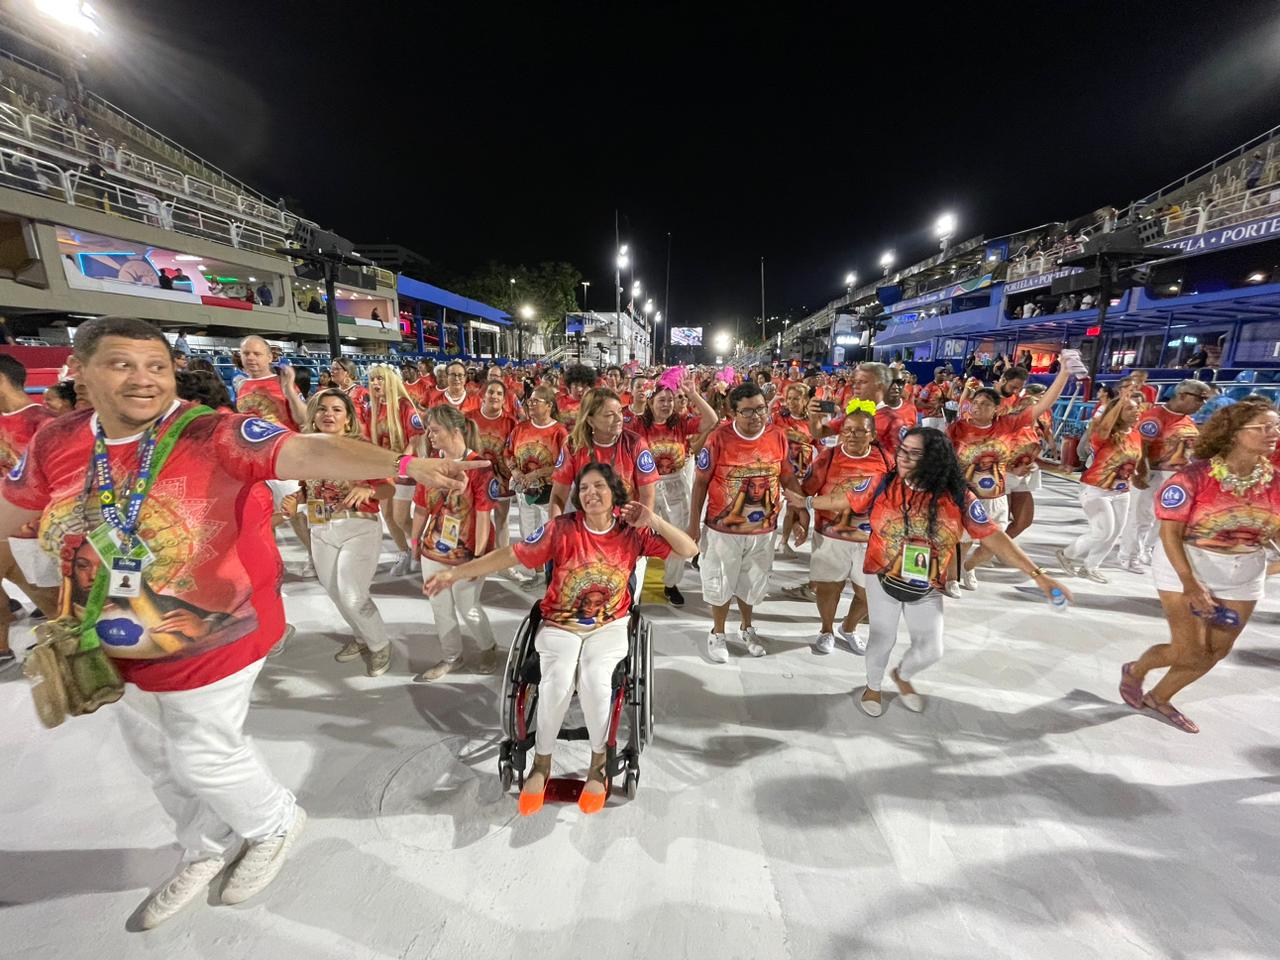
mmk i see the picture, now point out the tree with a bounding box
[455,260,584,353]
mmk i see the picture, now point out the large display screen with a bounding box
[671,326,703,345]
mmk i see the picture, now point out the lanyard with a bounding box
[92,417,162,550]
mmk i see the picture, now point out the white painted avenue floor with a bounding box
[2,474,1278,959]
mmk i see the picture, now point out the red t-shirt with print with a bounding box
[412,452,496,565]
[1,403,291,692]
[430,388,480,417]
[1082,426,1142,491]
[0,403,54,473]
[1137,404,1199,472]
[1155,460,1280,551]
[844,478,997,589]
[556,393,583,432]
[635,413,703,476]
[512,513,671,629]
[470,409,518,496]
[506,419,568,495]
[803,443,891,542]
[948,409,1036,499]
[235,375,299,431]
[916,383,945,418]
[404,378,433,408]
[776,409,817,478]
[364,396,425,451]
[552,430,659,500]
[696,421,794,535]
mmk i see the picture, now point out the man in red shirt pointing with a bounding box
[0,316,481,928]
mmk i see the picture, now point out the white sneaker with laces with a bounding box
[389,552,411,577]
[836,625,866,655]
[703,631,729,664]
[813,632,835,655]
[220,807,307,905]
[960,568,978,591]
[140,856,225,929]
[1055,547,1080,577]
[1122,557,1146,574]
[943,580,962,599]
[739,626,766,658]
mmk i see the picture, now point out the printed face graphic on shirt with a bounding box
[562,561,628,626]
[711,466,778,532]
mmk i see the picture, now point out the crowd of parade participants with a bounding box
[0,316,1276,926]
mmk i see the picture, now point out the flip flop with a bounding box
[1141,694,1200,734]
[1119,662,1144,709]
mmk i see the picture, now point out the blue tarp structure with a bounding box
[397,275,511,325]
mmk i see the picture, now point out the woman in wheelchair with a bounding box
[424,463,698,814]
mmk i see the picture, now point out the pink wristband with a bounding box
[397,455,416,479]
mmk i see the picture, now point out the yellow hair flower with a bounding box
[845,399,876,416]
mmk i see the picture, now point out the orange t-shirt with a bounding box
[696,421,794,535]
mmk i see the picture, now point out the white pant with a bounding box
[654,473,691,587]
[516,495,551,542]
[420,556,495,659]
[311,517,388,652]
[534,618,630,754]
[864,574,945,692]
[117,658,296,862]
[1119,469,1173,561]
[1065,484,1131,571]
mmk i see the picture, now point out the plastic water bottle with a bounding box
[1047,588,1068,613]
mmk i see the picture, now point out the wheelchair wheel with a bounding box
[643,620,654,748]
[624,769,639,800]
[499,758,514,792]
[500,614,532,740]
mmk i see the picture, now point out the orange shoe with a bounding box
[577,751,609,815]
[518,754,552,816]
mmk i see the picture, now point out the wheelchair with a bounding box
[497,601,654,802]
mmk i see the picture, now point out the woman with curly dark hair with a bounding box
[793,427,1070,716]
[175,369,233,412]
[1121,397,1280,733]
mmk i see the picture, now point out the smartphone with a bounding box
[818,400,837,414]
[1196,605,1241,627]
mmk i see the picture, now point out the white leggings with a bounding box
[534,618,630,755]
[516,495,551,541]
[864,574,945,692]
[654,473,691,587]
[1065,484,1131,571]
[420,557,495,659]
[310,518,388,652]
[1119,469,1172,561]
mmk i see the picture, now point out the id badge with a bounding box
[108,557,143,598]
[88,521,154,567]
[307,499,330,525]
[901,541,932,587]
[440,514,461,550]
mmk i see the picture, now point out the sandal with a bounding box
[1119,662,1144,709]
[1141,694,1200,734]
[518,753,553,816]
[577,751,610,815]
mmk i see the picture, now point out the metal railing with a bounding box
[1154,181,1280,242]
[1005,242,1085,282]
[0,144,67,201]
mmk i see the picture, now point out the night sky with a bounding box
[85,1,1280,333]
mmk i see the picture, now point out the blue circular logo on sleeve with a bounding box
[1160,484,1188,509]
[525,524,546,544]
[637,450,656,474]
[554,448,565,469]
[1139,419,1160,438]
[241,418,288,443]
[696,447,711,471]
[410,413,424,430]
[7,450,26,482]
[967,499,990,524]
[488,477,500,500]
[853,477,872,493]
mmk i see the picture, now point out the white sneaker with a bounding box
[220,807,307,905]
[268,625,295,658]
[1055,547,1080,577]
[960,568,978,591]
[334,639,366,663]
[1080,568,1110,584]
[703,631,729,664]
[140,856,225,929]
[739,626,766,658]
[813,632,835,655]
[943,580,962,599]
[389,552,411,577]
[836,625,866,655]
[1121,557,1146,574]
[1139,549,1154,566]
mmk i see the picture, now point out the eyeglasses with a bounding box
[1240,422,1280,435]
[735,405,768,418]
[897,447,925,461]
[1176,392,1209,403]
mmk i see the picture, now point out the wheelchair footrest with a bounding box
[558,726,590,741]
[544,777,586,803]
